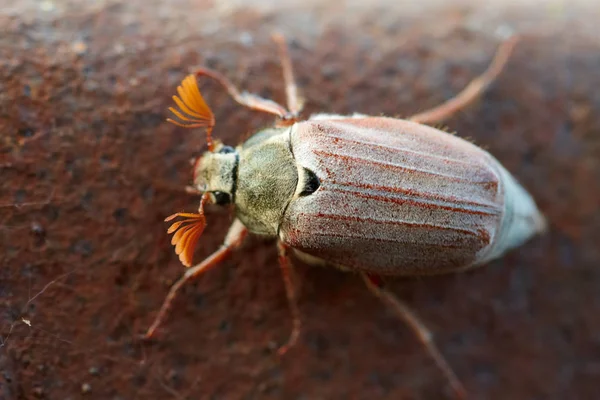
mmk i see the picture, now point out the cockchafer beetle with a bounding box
[144,34,546,398]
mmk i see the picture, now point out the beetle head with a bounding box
[193,143,239,206]
[162,70,293,266]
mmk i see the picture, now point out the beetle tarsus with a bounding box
[408,35,519,125]
[362,273,467,399]
[276,241,302,355]
[144,220,248,339]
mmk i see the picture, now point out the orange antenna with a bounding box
[167,75,217,151]
[164,193,210,267]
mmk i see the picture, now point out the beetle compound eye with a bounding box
[212,191,231,205]
[299,168,320,197]
[218,145,236,154]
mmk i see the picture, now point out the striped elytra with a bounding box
[280,116,545,275]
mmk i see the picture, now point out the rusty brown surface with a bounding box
[1,1,599,399]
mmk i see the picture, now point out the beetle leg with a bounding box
[362,273,467,399]
[272,33,304,118]
[144,219,248,339]
[408,36,519,125]
[191,67,292,119]
[276,241,302,355]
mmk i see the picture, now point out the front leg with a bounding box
[144,219,248,339]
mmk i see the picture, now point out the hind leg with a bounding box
[362,273,466,399]
[409,36,519,125]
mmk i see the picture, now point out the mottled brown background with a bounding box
[1,1,599,399]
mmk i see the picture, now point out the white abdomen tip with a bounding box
[481,164,546,263]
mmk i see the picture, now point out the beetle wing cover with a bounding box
[281,117,505,275]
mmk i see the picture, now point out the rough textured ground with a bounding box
[1,1,599,399]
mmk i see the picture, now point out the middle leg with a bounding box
[272,33,304,118]
[276,241,302,355]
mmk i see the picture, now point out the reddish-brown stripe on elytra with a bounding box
[314,149,496,185]
[322,183,500,217]
[322,134,471,165]
[298,212,490,248]
[298,212,489,239]
[285,228,468,249]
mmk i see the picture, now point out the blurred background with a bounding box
[1,0,599,399]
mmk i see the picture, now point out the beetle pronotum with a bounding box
[145,35,545,398]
